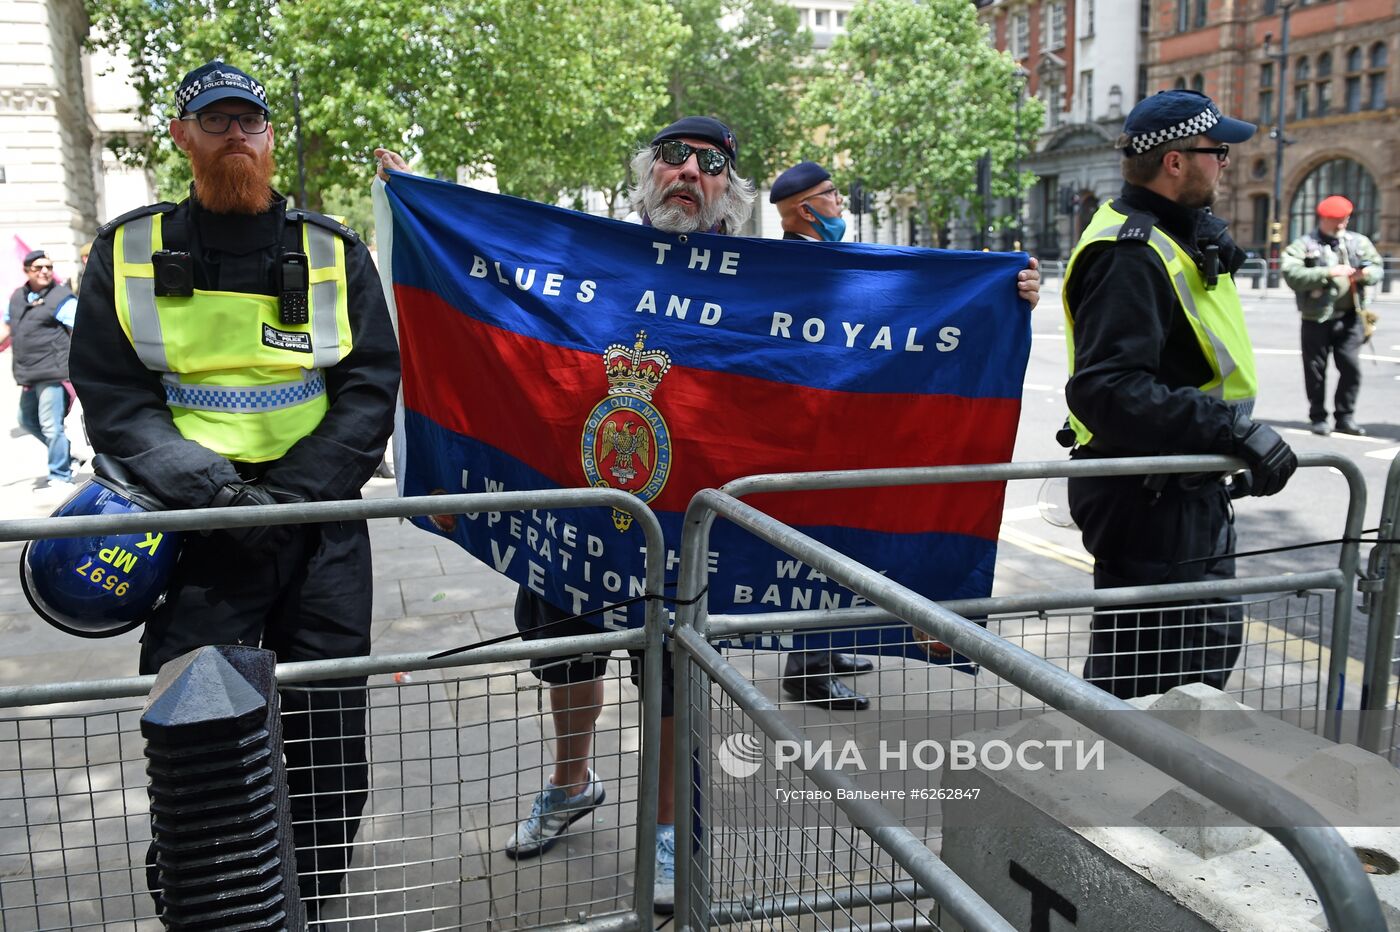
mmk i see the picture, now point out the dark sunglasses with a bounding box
[1183,144,1229,163]
[657,140,728,176]
[27,263,53,271]
[181,111,270,135]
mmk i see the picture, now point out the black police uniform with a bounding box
[1066,184,1255,700]
[71,191,400,903]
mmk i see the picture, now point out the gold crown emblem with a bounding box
[603,330,671,401]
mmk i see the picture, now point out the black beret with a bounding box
[22,250,46,267]
[1120,89,1255,155]
[769,161,831,203]
[652,116,739,166]
[175,60,269,118]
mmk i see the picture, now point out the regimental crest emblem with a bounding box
[581,330,674,531]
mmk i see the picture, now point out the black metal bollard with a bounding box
[141,645,306,929]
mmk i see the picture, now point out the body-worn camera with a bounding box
[152,250,194,297]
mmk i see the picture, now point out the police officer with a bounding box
[1061,89,1297,700]
[71,60,400,914]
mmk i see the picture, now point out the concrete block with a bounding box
[941,684,1400,931]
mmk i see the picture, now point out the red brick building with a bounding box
[1147,0,1399,257]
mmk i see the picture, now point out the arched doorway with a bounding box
[1288,158,1380,240]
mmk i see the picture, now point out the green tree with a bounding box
[84,0,685,215]
[656,0,811,190]
[801,0,1043,245]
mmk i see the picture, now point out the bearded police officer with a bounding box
[72,60,400,915]
[1061,89,1297,700]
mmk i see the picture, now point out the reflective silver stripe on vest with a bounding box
[121,215,171,371]
[162,370,327,412]
[305,224,341,368]
[1138,223,1238,400]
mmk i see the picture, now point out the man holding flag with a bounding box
[378,116,1042,912]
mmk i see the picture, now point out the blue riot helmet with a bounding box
[21,456,182,638]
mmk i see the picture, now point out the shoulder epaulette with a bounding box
[1116,210,1157,243]
[286,208,362,245]
[96,202,178,239]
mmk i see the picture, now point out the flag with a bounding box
[377,172,1032,661]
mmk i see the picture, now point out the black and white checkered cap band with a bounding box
[175,69,268,115]
[1129,106,1220,154]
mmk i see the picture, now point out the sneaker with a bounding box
[653,823,676,914]
[1309,420,1332,436]
[1335,418,1367,436]
[504,770,605,859]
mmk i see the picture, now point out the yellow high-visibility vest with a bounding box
[1062,200,1257,448]
[111,211,352,462]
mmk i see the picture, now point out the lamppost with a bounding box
[1011,66,1030,251]
[1263,2,1294,287]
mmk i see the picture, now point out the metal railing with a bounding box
[0,490,667,931]
[1361,453,1400,758]
[668,455,1382,932]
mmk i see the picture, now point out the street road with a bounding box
[1002,282,1400,663]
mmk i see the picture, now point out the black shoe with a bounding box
[1309,420,1331,436]
[1335,418,1367,436]
[782,675,871,711]
[829,652,875,674]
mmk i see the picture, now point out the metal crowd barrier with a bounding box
[668,454,1382,931]
[0,490,667,931]
[1361,452,1400,759]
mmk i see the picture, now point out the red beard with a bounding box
[191,144,276,215]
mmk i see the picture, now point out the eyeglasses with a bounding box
[657,140,729,176]
[1183,145,1229,163]
[27,263,53,271]
[180,111,270,135]
[803,186,842,202]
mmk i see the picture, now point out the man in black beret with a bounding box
[4,249,78,489]
[1061,88,1297,699]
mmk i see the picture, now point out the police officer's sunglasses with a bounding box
[657,140,729,176]
[180,111,270,135]
[1183,145,1229,163]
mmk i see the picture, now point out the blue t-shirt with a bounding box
[5,291,77,329]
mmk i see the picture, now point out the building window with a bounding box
[1288,158,1379,241]
[1294,55,1310,120]
[1011,10,1029,58]
[1041,1,1067,51]
[1137,64,1148,103]
[1345,46,1363,112]
[814,9,827,27]
[836,10,846,28]
[1251,194,1271,244]
[1042,76,1063,127]
[1347,46,1363,72]
[1081,69,1093,122]
[1191,73,1205,94]
[1140,0,1151,31]
[1263,0,1277,12]
[1194,0,1207,28]
[1083,0,1095,37]
[1368,41,1388,110]
[1316,51,1332,78]
[1174,76,1188,90]
[1259,88,1274,124]
[1176,0,1189,33]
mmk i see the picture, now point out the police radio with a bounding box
[279,252,310,326]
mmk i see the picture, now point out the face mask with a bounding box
[807,205,847,242]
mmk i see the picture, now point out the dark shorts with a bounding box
[514,588,675,716]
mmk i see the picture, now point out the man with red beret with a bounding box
[1282,194,1382,435]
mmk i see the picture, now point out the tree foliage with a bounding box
[84,0,686,213]
[801,0,1043,244]
[653,0,812,193]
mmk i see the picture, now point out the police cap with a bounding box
[1119,89,1255,156]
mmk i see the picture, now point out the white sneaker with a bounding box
[653,823,675,913]
[504,770,605,859]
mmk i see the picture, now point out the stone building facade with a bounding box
[1147,0,1398,259]
[0,0,151,286]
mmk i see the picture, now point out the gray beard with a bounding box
[645,182,718,233]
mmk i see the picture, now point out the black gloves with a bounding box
[1229,411,1297,497]
[210,482,301,549]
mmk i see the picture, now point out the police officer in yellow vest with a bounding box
[71,61,399,915]
[1061,89,1297,700]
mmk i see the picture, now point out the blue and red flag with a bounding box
[377,172,1031,660]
